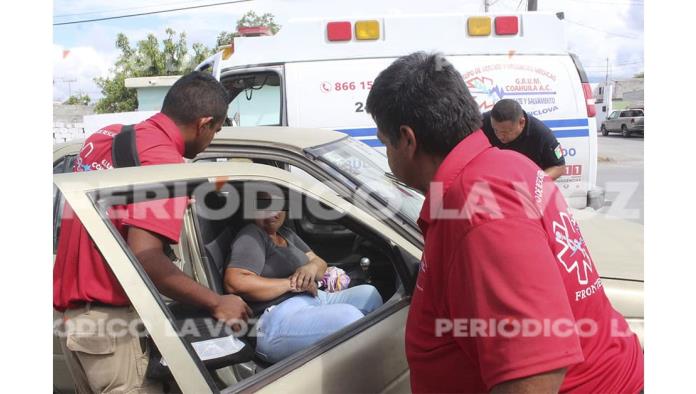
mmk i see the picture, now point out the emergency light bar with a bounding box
[468,16,519,36]
[327,16,518,42]
[327,20,381,42]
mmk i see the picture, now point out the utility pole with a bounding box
[57,77,77,98]
[528,0,537,11]
[605,57,609,86]
[484,0,489,12]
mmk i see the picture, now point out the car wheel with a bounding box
[601,125,609,136]
[621,125,631,138]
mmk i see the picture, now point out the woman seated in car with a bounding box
[223,193,383,363]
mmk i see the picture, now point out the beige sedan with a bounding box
[53,127,643,393]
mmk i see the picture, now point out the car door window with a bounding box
[63,166,416,391]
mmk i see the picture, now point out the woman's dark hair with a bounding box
[161,71,229,125]
[365,52,482,156]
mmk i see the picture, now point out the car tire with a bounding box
[621,125,631,138]
[601,125,609,136]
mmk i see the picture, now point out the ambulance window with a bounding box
[223,72,281,127]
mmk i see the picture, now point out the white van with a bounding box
[196,12,602,209]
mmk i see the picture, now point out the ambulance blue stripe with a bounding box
[338,121,589,140]
[338,128,378,137]
[553,129,589,138]
[361,139,384,147]
[543,119,589,128]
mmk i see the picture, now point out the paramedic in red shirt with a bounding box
[54,72,251,393]
[365,53,643,393]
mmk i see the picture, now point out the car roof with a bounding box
[214,126,346,150]
[53,126,348,158]
[53,140,85,162]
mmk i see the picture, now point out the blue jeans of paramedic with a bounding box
[255,284,383,363]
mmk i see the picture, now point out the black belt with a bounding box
[74,301,131,309]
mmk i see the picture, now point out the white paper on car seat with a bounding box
[160,335,246,367]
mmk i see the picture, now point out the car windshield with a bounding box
[307,137,424,225]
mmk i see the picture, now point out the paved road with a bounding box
[595,133,644,224]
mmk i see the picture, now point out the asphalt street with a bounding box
[595,133,644,224]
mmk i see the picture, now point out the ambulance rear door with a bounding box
[448,54,595,209]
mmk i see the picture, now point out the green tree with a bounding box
[63,93,91,105]
[94,28,214,113]
[633,71,644,78]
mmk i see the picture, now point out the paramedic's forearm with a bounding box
[136,248,220,310]
[127,226,251,324]
[545,165,565,180]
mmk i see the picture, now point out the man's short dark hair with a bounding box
[490,99,524,122]
[365,52,482,156]
[161,71,229,125]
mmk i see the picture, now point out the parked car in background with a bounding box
[601,108,644,137]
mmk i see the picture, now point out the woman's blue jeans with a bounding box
[255,285,383,363]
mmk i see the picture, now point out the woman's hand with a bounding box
[290,251,329,292]
[290,263,319,292]
[289,276,318,297]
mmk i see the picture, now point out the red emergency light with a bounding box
[495,16,519,35]
[237,26,272,37]
[582,83,597,117]
[327,21,352,42]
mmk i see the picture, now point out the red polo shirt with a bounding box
[405,130,643,393]
[53,113,188,311]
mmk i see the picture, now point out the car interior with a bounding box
[147,179,414,391]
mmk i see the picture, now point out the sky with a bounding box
[52,0,644,102]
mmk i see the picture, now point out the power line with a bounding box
[584,60,643,67]
[54,0,214,18]
[585,64,643,70]
[53,0,252,26]
[565,19,641,40]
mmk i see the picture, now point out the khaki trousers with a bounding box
[58,304,160,394]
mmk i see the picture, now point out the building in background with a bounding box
[593,77,644,129]
[53,103,94,143]
[53,76,179,143]
[125,75,180,111]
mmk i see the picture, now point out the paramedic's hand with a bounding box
[290,264,319,292]
[211,294,252,331]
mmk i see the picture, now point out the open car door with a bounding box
[54,161,417,393]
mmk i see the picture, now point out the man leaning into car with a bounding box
[53,72,252,393]
[365,53,643,393]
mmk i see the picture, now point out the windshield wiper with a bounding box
[384,172,422,195]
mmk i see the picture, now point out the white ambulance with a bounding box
[196,12,602,209]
